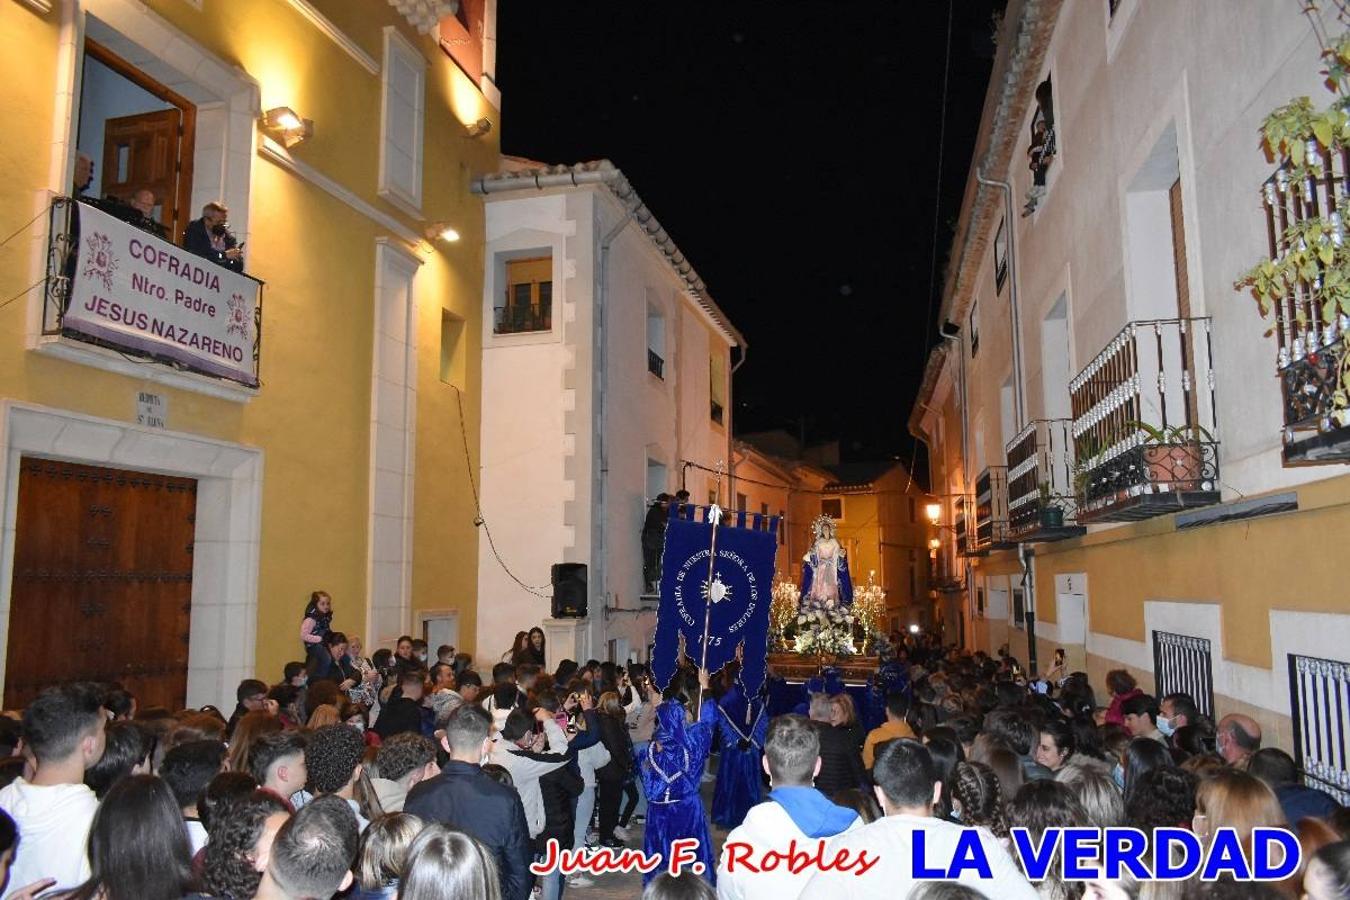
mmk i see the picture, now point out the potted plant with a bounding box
[1037,481,1065,528]
[1128,422,1214,488]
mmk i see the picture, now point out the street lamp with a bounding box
[928,538,941,551]
[924,502,942,524]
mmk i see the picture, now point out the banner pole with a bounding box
[696,461,725,710]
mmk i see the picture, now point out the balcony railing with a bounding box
[1070,318,1220,523]
[493,301,551,334]
[648,349,665,379]
[42,196,263,388]
[1260,161,1350,464]
[954,496,972,557]
[1005,419,1086,542]
[973,467,1014,552]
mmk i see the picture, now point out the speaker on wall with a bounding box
[551,563,588,618]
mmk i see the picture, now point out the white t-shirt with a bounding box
[185,818,209,855]
[799,813,1039,900]
[0,778,98,893]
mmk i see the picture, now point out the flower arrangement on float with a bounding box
[769,575,800,651]
[793,599,857,656]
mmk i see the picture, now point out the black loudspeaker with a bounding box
[551,563,588,618]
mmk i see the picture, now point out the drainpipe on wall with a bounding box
[938,330,971,648]
[974,172,1026,428]
[1020,542,1038,677]
[976,172,1035,665]
[596,207,635,650]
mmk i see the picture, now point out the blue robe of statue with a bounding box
[640,698,717,885]
[712,685,767,829]
[799,544,853,606]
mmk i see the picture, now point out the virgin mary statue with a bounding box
[799,516,852,607]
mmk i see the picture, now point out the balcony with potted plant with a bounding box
[1236,38,1350,464]
[1070,318,1222,523]
[1005,418,1087,542]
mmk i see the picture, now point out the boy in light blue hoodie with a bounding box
[715,714,860,900]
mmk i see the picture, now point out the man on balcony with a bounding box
[128,189,167,241]
[184,201,244,273]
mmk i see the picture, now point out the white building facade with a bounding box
[910,0,1350,799]
[472,161,744,668]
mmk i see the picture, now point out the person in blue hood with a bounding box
[711,663,768,830]
[640,667,717,886]
[715,714,861,900]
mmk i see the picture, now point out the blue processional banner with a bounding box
[651,505,779,698]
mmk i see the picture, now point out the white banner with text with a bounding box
[65,200,260,386]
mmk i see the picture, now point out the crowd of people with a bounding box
[0,592,1346,900]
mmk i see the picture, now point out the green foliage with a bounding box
[1235,28,1350,414]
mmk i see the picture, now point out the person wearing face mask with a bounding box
[1158,691,1200,737]
[184,201,244,272]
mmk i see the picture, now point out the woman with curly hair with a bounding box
[201,788,290,900]
[1124,765,1197,832]
[950,761,1008,838]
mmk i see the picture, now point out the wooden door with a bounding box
[4,459,197,711]
[102,109,181,237]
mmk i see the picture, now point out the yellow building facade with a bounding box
[732,438,935,635]
[0,0,499,710]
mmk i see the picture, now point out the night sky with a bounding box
[496,2,1002,475]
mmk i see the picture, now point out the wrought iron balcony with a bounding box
[1259,162,1350,464]
[648,349,665,379]
[1070,318,1220,523]
[973,467,1015,552]
[1005,419,1086,542]
[493,301,551,334]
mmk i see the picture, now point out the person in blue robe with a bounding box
[639,671,717,885]
[711,674,767,830]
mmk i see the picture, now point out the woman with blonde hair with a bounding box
[831,692,865,752]
[397,824,502,900]
[306,704,340,729]
[1194,769,1289,864]
[353,812,423,899]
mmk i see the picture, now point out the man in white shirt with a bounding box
[718,714,862,900]
[799,738,1038,899]
[0,683,106,894]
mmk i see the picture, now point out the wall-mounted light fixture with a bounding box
[924,502,943,524]
[928,538,941,551]
[261,107,314,148]
[425,223,461,243]
[464,117,493,139]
